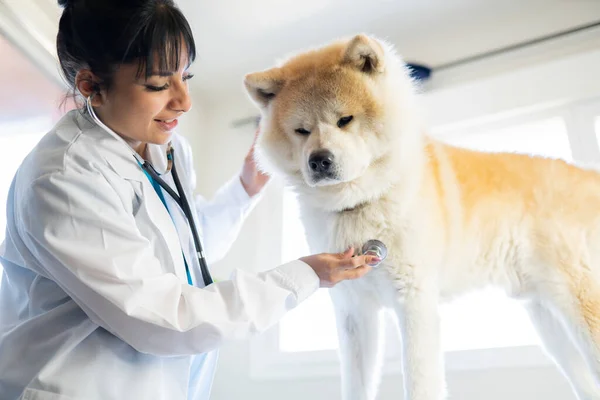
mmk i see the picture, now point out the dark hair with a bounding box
[57,0,196,101]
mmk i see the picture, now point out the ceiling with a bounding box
[176,0,600,100]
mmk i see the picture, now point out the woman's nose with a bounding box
[170,79,192,113]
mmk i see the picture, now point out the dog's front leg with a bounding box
[393,286,445,400]
[330,283,385,400]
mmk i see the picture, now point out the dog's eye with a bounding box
[295,128,311,135]
[337,115,354,128]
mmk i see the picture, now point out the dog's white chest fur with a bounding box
[298,194,433,300]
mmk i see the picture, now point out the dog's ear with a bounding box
[244,68,285,108]
[342,34,385,74]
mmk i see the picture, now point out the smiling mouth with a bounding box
[154,118,178,131]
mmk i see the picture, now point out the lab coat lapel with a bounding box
[157,176,198,286]
[84,120,189,282]
[137,177,189,281]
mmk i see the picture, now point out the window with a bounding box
[442,117,572,161]
[0,34,71,284]
[278,116,575,356]
[280,189,337,352]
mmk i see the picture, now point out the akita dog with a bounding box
[244,33,600,400]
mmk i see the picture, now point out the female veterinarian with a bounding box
[0,1,377,399]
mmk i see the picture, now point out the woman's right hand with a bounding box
[299,247,378,288]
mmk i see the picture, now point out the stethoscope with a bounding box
[86,95,213,286]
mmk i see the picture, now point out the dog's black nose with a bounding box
[309,150,334,174]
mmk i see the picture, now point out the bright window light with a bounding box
[441,117,572,161]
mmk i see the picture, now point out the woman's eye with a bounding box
[183,74,195,82]
[145,84,169,92]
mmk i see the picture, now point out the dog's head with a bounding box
[244,34,424,211]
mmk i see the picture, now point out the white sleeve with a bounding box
[194,175,259,265]
[20,169,319,357]
[176,135,262,264]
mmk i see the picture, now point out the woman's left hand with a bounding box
[240,127,270,197]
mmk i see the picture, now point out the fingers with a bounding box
[339,253,380,269]
[301,248,379,288]
[339,246,355,259]
[251,125,262,147]
[244,127,262,161]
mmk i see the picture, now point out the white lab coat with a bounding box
[0,110,319,400]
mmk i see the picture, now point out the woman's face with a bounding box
[91,50,193,155]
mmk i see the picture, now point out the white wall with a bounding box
[178,43,600,400]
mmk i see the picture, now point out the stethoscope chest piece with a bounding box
[361,239,388,268]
